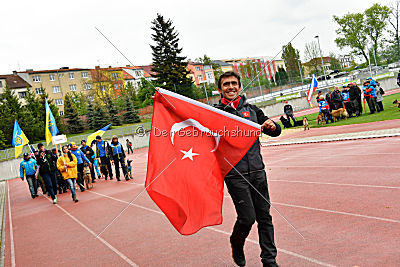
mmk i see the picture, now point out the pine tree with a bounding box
[0,86,22,146]
[107,99,122,126]
[123,96,140,124]
[150,13,193,98]
[86,102,95,129]
[92,105,109,129]
[64,94,84,134]
[0,129,6,150]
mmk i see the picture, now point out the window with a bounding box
[35,88,43,95]
[52,86,61,93]
[69,84,77,91]
[55,99,63,106]
[49,74,55,81]
[18,92,27,99]
[84,83,92,90]
[32,75,41,82]
[195,67,201,71]
[100,85,106,91]
[197,75,203,81]
[0,81,3,87]
[206,72,213,79]
[59,111,64,116]
[112,73,119,79]
[69,72,74,79]
[87,95,94,102]
[114,83,119,90]
[135,70,142,77]
[204,65,211,70]
[81,72,88,78]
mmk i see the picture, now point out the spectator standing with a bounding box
[126,139,134,154]
[375,82,384,112]
[80,140,96,182]
[331,87,343,110]
[283,101,296,126]
[348,83,361,117]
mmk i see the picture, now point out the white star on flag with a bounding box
[180,148,199,161]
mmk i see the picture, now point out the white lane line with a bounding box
[269,179,400,189]
[7,182,15,267]
[272,202,400,224]
[88,191,336,267]
[43,196,138,267]
[266,165,400,168]
[207,227,336,267]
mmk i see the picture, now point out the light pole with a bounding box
[297,60,304,84]
[315,35,327,86]
[367,27,378,68]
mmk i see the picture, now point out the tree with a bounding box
[64,94,84,134]
[388,0,400,61]
[334,13,369,63]
[0,129,6,150]
[123,96,140,124]
[86,101,95,130]
[274,67,288,86]
[92,105,109,130]
[150,13,193,98]
[365,3,391,54]
[0,86,22,146]
[137,78,155,108]
[304,41,322,75]
[282,43,301,82]
[69,92,88,115]
[106,99,122,126]
[329,53,342,70]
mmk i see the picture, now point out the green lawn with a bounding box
[279,92,400,129]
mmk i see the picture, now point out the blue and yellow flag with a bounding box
[86,124,112,151]
[12,120,29,158]
[45,98,59,145]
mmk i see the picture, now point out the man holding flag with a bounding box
[306,74,318,105]
[145,71,281,267]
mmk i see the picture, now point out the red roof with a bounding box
[19,68,90,74]
[0,74,31,89]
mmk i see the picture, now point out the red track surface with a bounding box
[4,137,400,266]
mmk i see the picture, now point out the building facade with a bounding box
[0,73,32,105]
[17,68,92,115]
[187,62,215,86]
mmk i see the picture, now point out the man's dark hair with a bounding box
[218,71,241,89]
[37,143,44,149]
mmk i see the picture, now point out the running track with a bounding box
[4,139,400,266]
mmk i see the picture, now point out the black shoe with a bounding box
[263,262,279,267]
[230,240,246,266]
[105,177,108,180]
[110,177,113,180]
[117,178,121,181]
[31,195,36,199]
[81,188,85,192]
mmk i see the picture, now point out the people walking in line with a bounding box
[126,139,134,154]
[70,142,90,192]
[36,143,57,204]
[110,136,130,181]
[57,145,79,203]
[20,153,39,199]
[94,136,113,180]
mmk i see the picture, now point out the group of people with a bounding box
[317,77,385,123]
[19,135,134,204]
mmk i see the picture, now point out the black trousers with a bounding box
[113,154,128,180]
[76,164,86,191]
[366,97,377,113]
[127,146,133,154]
[100,156,113,179]
[285,112,296,126]
[225,170,277,264]
[376,101,384,112]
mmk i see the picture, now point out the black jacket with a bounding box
[37,150,57,174]
[214,96,281,177]
[283,104,293,114]
[348,85,361,101]
[331,90,343,103]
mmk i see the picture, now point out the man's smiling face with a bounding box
[218,76,240,101]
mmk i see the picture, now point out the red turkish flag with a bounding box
[145,89,261,235]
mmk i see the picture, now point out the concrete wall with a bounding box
[0,132,151,181]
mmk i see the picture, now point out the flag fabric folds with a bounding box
[29,144,35,158]
[145,88,261,235]
[86,124,112,150]
[306,75,318,103]
[12,120,29,158]
[45,98,59,145]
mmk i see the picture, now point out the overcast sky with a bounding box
[0,0,391,74]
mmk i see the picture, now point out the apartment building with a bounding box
[17,67,92,115]
[187,62,215,86]
[0,73,32,105]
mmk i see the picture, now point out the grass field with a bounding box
[282,92,400,129]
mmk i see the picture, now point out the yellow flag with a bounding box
[12,120,29,158]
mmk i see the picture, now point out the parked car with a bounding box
[333,72,349,78]
[317,75,331,81]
